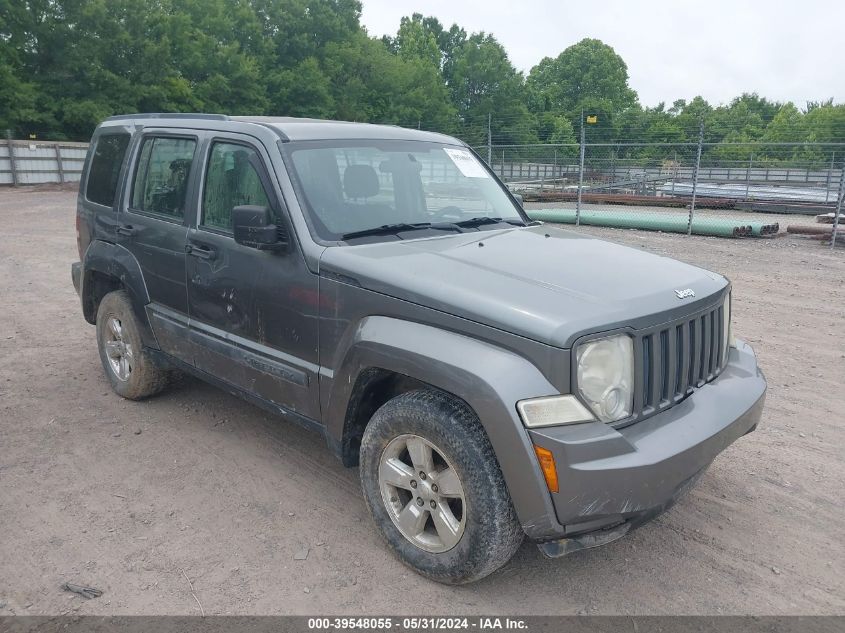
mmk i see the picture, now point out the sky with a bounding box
[359,0,845,108]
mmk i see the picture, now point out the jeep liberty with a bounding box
[72,114,766,584]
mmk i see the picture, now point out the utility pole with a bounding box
[576,109,585,226]
[486,112,492,165]
[687,119,704,236]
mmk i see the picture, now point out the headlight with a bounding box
[576,334,634,423]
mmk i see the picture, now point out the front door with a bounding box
[185,136,320,421]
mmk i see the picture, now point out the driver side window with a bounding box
[202,142,271,232]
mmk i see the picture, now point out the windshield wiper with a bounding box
[453,216,526,229]
[341,222,461,241]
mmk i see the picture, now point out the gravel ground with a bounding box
[1,187,843,616]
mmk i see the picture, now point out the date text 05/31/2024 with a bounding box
[307,617,529,630]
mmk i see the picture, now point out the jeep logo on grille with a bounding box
[675,288,696,299]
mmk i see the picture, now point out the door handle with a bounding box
[116,224,136,236]
[186,243,217,260]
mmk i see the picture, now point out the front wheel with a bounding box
[359,390,523,584]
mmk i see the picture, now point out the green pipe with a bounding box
[526,208,777,238]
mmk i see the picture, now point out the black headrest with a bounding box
[343,164,379,199]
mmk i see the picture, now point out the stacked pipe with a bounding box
[525,208,779,239]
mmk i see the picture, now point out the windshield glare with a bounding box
[285,140,523,242]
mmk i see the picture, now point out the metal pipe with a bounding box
[526,208,778,238]
[787,224,843,235]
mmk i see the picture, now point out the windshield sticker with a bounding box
[443,148,490,178]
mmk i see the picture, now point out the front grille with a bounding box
[632,299,726,422]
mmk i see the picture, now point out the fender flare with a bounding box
[324,316,565,540]
[81,240,159,349]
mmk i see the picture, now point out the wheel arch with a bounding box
[323,316,565,540]
[81,240,158,349]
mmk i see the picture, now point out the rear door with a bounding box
[116,131,199,359]
[185,133,320,421]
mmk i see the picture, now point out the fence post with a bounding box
[486,112,492,166]
[687,120,704,236]
[576,111,585,226]
[745,153,754,200]
[825,152,835,204]
[610,149,616,194]
[54,143,65,184]
[6,130,18,187]
[670,151,677,196]
[831,164,845,249]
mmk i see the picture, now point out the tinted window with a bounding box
[202,142,271,231]
[86,133,130,207]
[131,137,196,218]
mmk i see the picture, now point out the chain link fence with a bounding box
[3,122,843,246]
[475,134,845,248]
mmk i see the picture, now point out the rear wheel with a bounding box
[359,389,523,584]
[95,290,178,399]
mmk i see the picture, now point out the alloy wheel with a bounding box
[378,434,466,553]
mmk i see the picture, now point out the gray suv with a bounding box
[71,114,766,584]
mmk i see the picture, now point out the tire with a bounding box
[95,290,178,400]
[359,389,524,584]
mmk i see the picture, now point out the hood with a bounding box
[319,225,729,348]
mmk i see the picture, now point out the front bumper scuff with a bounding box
[536,468,707,558]
[527,339,766,553]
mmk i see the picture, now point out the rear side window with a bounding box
[202,142,271,231]
[130,137,196,219]
[85,133,130,207]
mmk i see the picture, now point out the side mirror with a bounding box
[232,205,288,251]
[513,193,524,208]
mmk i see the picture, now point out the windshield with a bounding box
[283,140,525,243]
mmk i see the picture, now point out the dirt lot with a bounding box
[1,187,843,615]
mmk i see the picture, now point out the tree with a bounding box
[0,3,842,147]
[526,38,637,126]
[447,32,536,146]
[383,14,441,68]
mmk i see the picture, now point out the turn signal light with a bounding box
[533,445,559,493]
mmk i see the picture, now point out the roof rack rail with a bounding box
[104,113,230,121]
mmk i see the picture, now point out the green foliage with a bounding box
[527,38,638,129]
[0,0,841,161]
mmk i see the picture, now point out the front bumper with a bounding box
[528,339,766,554]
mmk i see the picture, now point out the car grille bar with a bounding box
[631,299,725,422]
